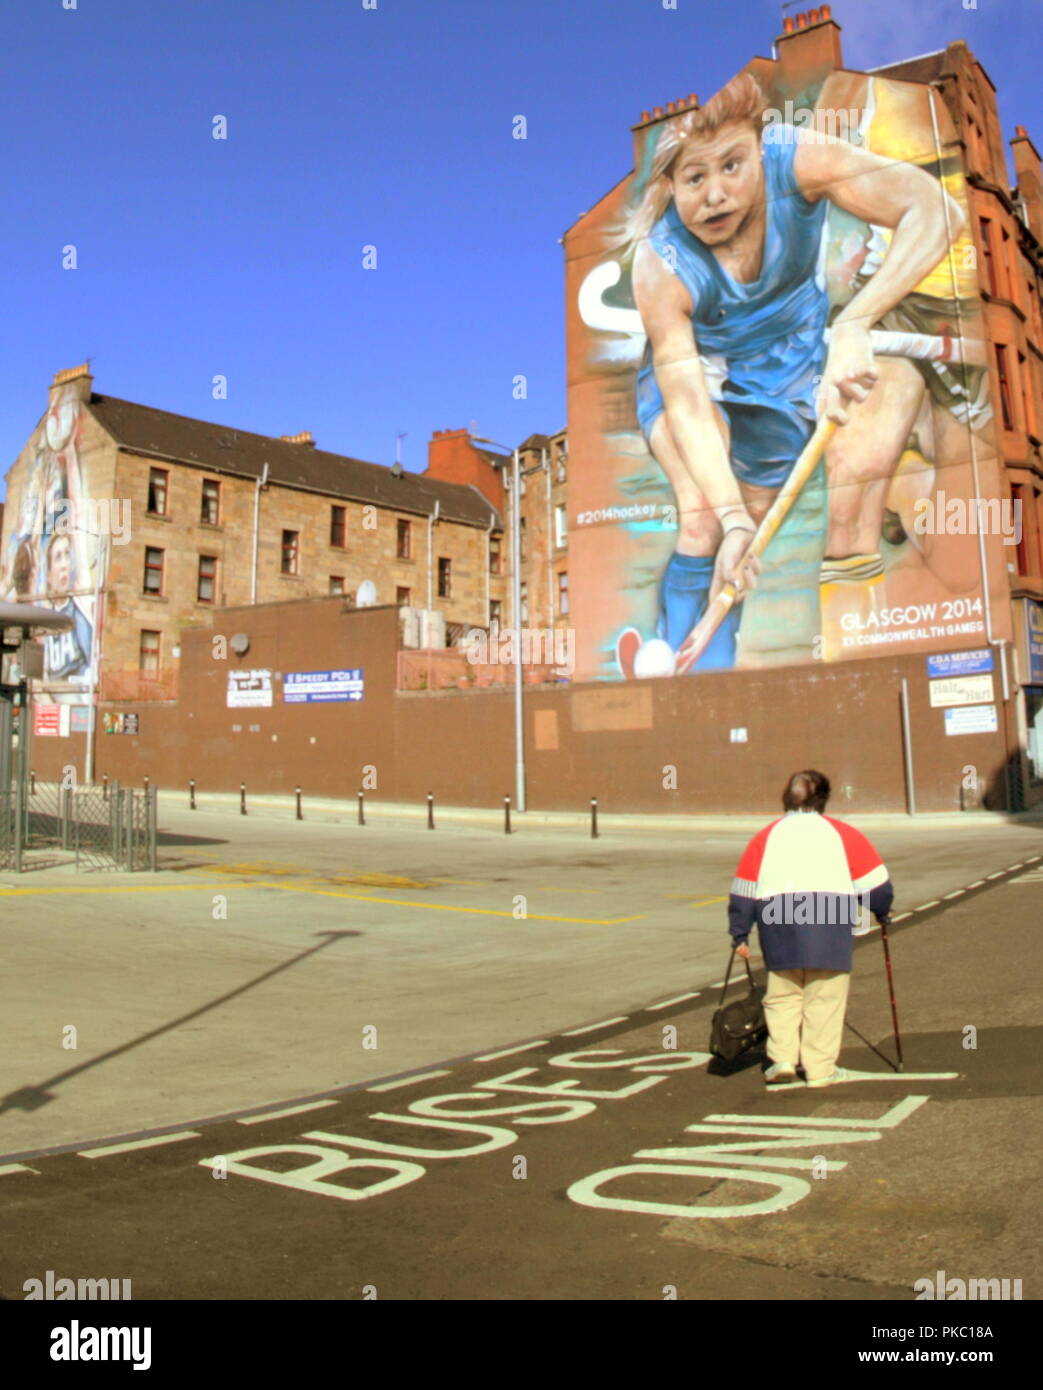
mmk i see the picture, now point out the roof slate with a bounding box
[88,394,500,528]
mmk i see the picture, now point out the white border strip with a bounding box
[367,1069,452,1092]
[78,1131,200,1159]
[647,992,701,1011]
[473,1042,549,1062]
[237,1099,338,1125]
[562,1017,628,1036]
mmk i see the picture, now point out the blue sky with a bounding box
[1,0,1038,496]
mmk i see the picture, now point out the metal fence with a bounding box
[0,780,157,872]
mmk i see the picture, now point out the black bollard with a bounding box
[102,774,109,802]
[357,790,365,826]
[189,778,196,810]
[591,797,599,839]
[427,792,435,830]
[504,795,511,835]
[30,769,36,796]
[296,785,302,821]
[240,783,247,816]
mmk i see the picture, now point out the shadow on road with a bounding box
[0,929,362,1120]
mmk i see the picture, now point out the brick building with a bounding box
[1,366,509,706]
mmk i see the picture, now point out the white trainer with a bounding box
[806,1068,851,1088]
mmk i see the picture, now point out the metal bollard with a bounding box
[189,778,196,810]
[143,776,150,795]
[30,769,36,797]
[591,797,599,839]
[504,795,511,835]
[295,785,302,821]
[240,783,247,816]
[357,790,365,826]
[102,774,109,802]
[427,792,435,830]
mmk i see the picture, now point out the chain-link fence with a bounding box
[0,780,157,872]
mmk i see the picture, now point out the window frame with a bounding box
[147,468,169,518]
[197,554,218,604]
[281,529,300,576]
[200,478,221,526]
[143,546,165,595]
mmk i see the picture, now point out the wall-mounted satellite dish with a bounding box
[230,633,250,655]
[357,580,377,608]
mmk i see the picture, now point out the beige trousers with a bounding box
[764,969,851,1082]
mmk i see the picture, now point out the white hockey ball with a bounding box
[633,638,676,678]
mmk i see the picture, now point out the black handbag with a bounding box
[709,948,768,1062]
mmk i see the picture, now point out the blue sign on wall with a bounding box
[1026,601,1043,686]
[926,649,993,679]
[283,669,363,703]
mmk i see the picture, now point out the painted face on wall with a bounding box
[669,120,764,247]
[47,535,72,597]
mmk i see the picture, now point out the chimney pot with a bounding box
[797,13,808,29]
[783,15,793,31]
[653,106,663,118]
[821,3,832,18]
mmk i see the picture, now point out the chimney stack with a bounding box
[1011,125,1043,243]
[280,430,316,447]
[776,6,842,85]
[49,362,93,406]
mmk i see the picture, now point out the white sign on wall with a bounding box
[227,670,273,708]
[944,704,999,736]
[928,674,995,708]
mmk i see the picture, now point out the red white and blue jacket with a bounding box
[728,811,894,972]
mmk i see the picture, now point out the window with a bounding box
[143,547,164,594]
[556,441,567,481]
[1001,227,1014,301]
[1018,352,1035,438]
[200,479,220,525]
[1011,484,1033,576]
[489,533,502,574]
[147,468,168,516]
[557,570,569,616]
[437,556,451,598]
[519,582,529,624]
[519,516,527,563]
[554,504,568,549]
[197,554,217,603]
[397,519,412,559]
[489,599,502,628]
[329,576,345,595]
[330,505,346,548]
[139,630,161,674]
[281,529,300,575]
[995,345,1015,430]
[396,586,412,606]
[979,219,997,296]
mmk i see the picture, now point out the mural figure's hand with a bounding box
[709,524,760,605]
[817,321,879,425]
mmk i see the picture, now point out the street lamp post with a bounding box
[472,436,526,813]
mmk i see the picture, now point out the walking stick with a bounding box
[879,916,904,1072]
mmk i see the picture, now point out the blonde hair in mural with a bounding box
[612,71,770,259]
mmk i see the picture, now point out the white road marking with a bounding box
[891,913,911,922]
[918,900,940,910]
[647,992,701,1011]
[943,890,965,900]
[986,872,1005,880]
[1009,863,1024,871]
[0,1163,37,1176]
[473,1042,549,1062]
[78,1131,200,1159]
[367,1069,452,1092]
[237,1099,338,1125]
[562,1017,629,1036]
[967,880,986,888]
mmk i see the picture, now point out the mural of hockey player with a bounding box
[42,532,93,682]
[612,71,967,675]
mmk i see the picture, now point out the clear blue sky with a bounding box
[2,0,1038,496]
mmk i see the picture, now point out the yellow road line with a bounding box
[262,880,645,925]
[687,895,728,907]
[0,883,252,896]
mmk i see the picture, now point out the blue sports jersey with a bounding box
[635,129,828,488]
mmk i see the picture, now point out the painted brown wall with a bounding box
[26,596,1012,814]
